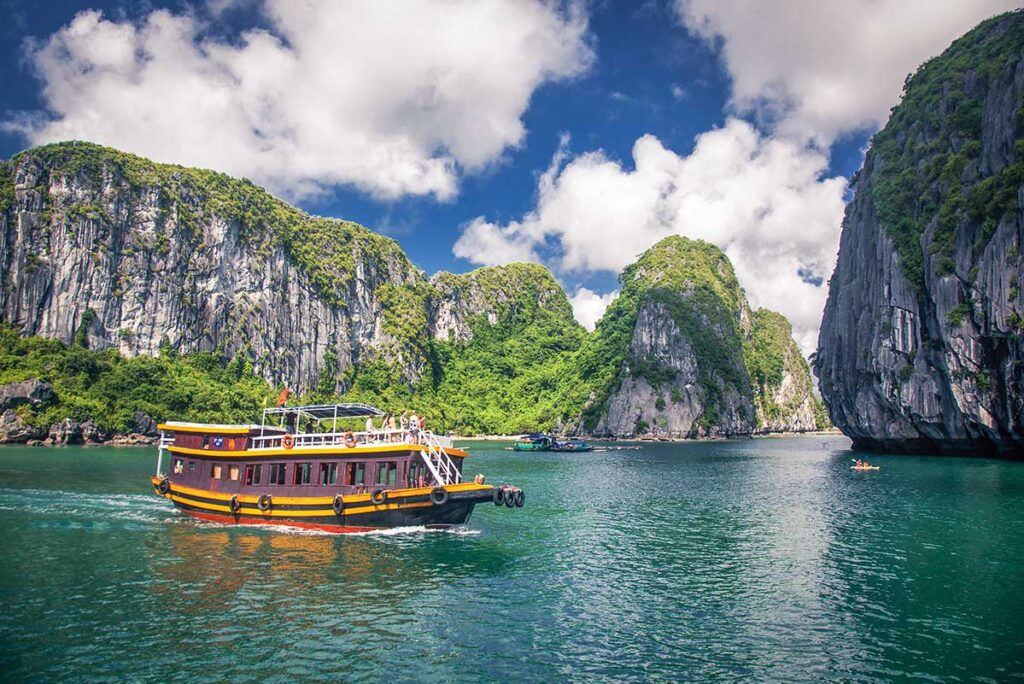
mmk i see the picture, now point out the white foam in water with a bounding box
[0,487,483,538]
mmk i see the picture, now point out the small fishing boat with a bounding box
[550,439,593,453]
[512,433,553,452]
[150,403,524,533]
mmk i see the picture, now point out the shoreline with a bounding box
[454,429,844,443]
[0,429,846,448]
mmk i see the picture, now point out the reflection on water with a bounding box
[1,438,1023,681]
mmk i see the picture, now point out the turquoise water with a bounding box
[1,436,1023,682]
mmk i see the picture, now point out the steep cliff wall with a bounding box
[0,142,427,392]
[579,236,819,438]
[816,11,1024,456]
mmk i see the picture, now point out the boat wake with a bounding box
[0,487,483,538]
[0,487,185,528]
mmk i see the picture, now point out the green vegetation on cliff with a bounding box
[744,309,825,429]
[869,10,1024,290]
[579,236,750,430]
[426,265,586,433]
[13,141,413,307]
[0,325,274,433]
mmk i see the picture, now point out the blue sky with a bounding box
[1,0,1018,349]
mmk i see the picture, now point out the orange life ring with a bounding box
[344,431,357,448]
[282,434,294,449]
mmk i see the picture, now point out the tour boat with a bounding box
[550,439,593,453]
[512,434,553,451]
[150,403,524,533]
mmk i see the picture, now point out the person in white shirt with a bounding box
[408,412,419,443]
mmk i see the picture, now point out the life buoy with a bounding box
[430,487,448,505]
[282,434,294,449]
[332,494,345,516]
[492,487,505,506]
[505,490,516,508]
[371,488,388,505]
[344,432,357,448]
[230,495,241,513]
[258,494,272,512]
[514,489,525,508]
[157,478,171,495]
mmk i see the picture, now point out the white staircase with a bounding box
[420,431,461,485]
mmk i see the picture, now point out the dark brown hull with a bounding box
[152,477,502,533]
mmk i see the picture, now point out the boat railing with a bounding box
[248,428,455,451]
[421,430,462,485]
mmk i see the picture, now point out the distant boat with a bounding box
[513,434,553,451]
[550,439,593,453]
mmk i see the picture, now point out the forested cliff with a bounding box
[0,142,821,441]
[816,11,1024,456]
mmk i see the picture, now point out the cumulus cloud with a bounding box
[6,1,592,199]
[453,120,847,353]
[675,0,1020,144]
[569,288,619,331]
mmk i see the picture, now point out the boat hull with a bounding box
[152,478,498,533]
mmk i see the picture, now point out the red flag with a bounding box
[276,387,290,406]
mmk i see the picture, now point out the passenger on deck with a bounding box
[409,412,419,443]
[365,415,375,441]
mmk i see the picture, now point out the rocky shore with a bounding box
[0,379,158,446]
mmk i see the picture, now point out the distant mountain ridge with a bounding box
[0,141,822,439]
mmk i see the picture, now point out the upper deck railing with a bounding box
[248,428,454,451]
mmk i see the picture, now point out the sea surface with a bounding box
[1,435,1022,682]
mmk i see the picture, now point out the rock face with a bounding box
[581,236,820,438]
[816,11,1024,456]
[0,379,54,411]
[0,142,427,393]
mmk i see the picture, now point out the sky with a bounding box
[2,0,1021,354]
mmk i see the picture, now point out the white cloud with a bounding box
[569,287,619,331]
[6,1,593,200]
[453,120,847,354]
[675,0,1020,145]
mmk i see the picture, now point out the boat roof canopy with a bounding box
[520,433,551,440]
[262,403,385,421]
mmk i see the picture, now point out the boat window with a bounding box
[319,463,338,486]
[244,464,263,486]
[387,462,397,485]
[294,462,311,485]
[355,463,365,486]
[229,465,239,481]
[173,458,184,474]
[202,434,210,449]
[188,461,196,472]
[376,463,387,485]
[269,463,287,485]
[211,464,223,479]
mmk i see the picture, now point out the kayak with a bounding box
[851,466,880,471]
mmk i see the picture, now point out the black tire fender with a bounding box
[371,488,388,505]
[492,487,504,506]
[430,487,449,505]
[514,489,525,508]
[157,478,171,495]
[332,494,345,516]
[505,489,517,508]
[258,494,272,512]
